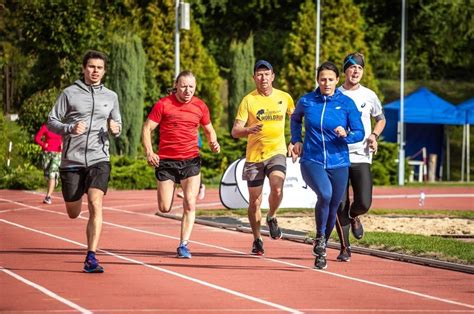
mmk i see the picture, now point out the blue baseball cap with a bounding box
[254,60,273,73]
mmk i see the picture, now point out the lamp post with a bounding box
[315,0,320,89]
[174,1,190,79]
[398,0,406,186]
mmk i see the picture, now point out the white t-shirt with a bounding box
[338,85,383,164]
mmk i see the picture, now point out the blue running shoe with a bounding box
[83,255,104,273]
[177,244,192,259]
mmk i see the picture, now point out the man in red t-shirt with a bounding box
[142,70,220,259]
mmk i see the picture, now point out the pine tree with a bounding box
[227,35,255,131]
[108,33,146,157]
[279,0,381,101]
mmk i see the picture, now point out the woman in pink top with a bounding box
[35,124,62,204]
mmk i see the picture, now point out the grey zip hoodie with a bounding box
[47,79,122,168]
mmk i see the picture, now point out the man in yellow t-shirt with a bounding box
[231,60,295,255]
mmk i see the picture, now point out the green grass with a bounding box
[349,232,473,265]
[196,207,474,265]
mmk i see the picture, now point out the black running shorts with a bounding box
[155,157,201,183]
[60,161,111,202]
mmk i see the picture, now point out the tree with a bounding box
[355,0,474,80]
[279,0,381,100]
[192,0,302,74]
[11,0,105,97]
[108,34,146,157]
[181,21,223,128]
[227,35,255,131]
[18,87,61,136]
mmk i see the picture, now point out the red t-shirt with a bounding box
[34,124,63,152]
[148,94,211,160]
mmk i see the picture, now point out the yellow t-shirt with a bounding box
[235,88,295,162]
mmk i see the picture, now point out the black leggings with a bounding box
[337,163,372,226]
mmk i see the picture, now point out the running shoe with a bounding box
[177,244,192,258]
[43,196,52,205]
[177,191,184,199]
[266,216,282,239]
[198,184,206,200]
[83,255,104,273]
[312,236,326,257]
[314,255,327,270]
[350,217,364,239]
[251,238,264,255]
[337,247,351,262]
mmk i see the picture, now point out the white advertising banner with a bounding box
[219,157,317,209]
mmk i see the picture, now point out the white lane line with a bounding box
[373,193,474,199]
[3,198,474,310]
[0,218,301,314]
[0,207,32,213]
[0,267,92,314]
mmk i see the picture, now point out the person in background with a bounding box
[231,60,294,255]
[335,52,386,262]
[35,123,63,204]
[48,50,122,273]
[142,70,220,259]
[290,61,364,270]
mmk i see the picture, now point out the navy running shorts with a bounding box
[60,161,111,202]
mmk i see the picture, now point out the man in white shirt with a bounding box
[335,52,386,262]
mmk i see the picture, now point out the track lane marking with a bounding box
[0,217,301,314]
[2,198,474,310]
[1,267,92,314]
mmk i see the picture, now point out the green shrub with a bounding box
[200,132,247,184]
[0,163,44,190]
[109,156,156,190]
[372,141,399,185]
[18,87,60,136]
[0,115,46,189]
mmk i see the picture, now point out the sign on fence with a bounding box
[219,157,317,209]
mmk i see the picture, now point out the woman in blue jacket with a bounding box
[290,61,364,270]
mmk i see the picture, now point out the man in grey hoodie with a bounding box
[48,50,122,273]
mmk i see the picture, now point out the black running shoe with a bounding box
[266,216,282,239]
[314,255,327,270]
[337,247,351,262]
[251,238,264,255]
[312,236,326,257]
[350,217,364,239]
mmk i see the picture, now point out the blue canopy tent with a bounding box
[382,87,465,181]
[457,98,474,181]
[458,98,474,124]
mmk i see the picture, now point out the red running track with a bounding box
[1,189,473,313]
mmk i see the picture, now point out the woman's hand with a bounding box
[291,142,303,163]
[334,126,347,138]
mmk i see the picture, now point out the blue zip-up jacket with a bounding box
[290,88,364,169]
